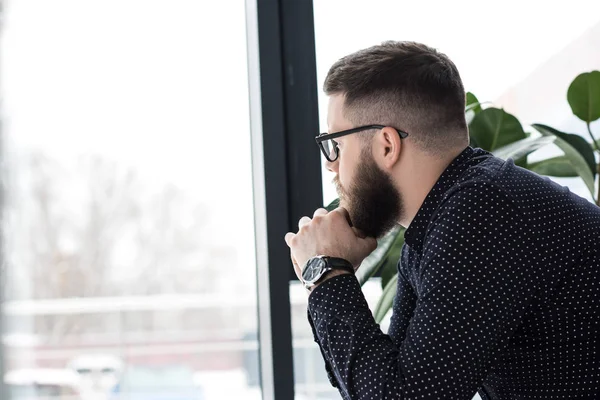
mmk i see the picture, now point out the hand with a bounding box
[284,207,378,283]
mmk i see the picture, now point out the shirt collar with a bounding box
[404,146,489,252]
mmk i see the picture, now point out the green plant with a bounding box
[325,70,600,323]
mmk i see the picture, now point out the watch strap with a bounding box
[324,257,355,274]
[307,257,354,289]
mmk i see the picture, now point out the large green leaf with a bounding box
[469,134,481,149]
[528,156,578,177]
[324,198,340,212]
[532,124,597,178]
[492,136,555,162]
[469,108,527,151]
[567,71,600,123]
[532,124,597,196]
[356,225,403,285]
[373,273,398,324]
[465,92,484,126]
[465,92,482,113]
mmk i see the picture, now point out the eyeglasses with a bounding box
[315,124,409,162]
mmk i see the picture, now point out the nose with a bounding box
[325,158,339,174]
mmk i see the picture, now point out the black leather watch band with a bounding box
[325,257,355,274]
[313,257,355,286]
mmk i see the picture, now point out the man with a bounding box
[284,41,600,400]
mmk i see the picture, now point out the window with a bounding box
[297,2,600,399]
[315,0,600,205]
[2,1,261,399]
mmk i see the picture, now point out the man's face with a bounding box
[326,95,403,239]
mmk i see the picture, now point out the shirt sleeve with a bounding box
[307,183,538,399]
[306,259,417,394]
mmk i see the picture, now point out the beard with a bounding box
[334,149,403,239]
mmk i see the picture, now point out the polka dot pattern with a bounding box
[308,146,600,399]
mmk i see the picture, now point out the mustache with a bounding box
[333,176,345,197]
[331,176,348,200]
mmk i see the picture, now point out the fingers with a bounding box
[332,206,353,226]
[290,209,327,249]
[298,216,311,230]
[331,208,375,245]
[352,227,367,239]
[313,208,328,218]
[284,232,295,247]
[362,236,378,253]
[297,208,327,231]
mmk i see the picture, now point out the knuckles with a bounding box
[311,215,325,225]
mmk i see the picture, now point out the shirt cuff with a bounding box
[307,273,369,335]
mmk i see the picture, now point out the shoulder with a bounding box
[426,181,529,249]
[437,180,521,220]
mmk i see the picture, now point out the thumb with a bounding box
[359,236,378,254]
[352,227,367,239]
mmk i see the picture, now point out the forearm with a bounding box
[306,271,507,400]
[308,274,405,399]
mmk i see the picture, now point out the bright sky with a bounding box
[2,0,254,258]
[2,0,599,276]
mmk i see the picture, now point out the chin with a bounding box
[339,201,356,223]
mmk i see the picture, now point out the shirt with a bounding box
[307,146,600,400]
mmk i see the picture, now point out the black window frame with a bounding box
[249,0,322,399]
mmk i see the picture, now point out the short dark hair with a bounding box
[324,41,468,155]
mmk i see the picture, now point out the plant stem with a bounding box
[590,123,600,206]
[588,122,600,152]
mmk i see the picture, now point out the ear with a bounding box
[373,126,402,170]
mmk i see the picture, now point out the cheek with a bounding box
[338,158,355,189]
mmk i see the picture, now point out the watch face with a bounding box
[302,257,326,283]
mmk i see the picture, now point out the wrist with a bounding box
[302,256,354,292]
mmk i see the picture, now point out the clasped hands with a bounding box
[284,207,377,290]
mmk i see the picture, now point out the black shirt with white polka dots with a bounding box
[308,146,600,399]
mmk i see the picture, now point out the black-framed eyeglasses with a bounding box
[315,124,409,162]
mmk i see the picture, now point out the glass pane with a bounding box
[2,1,261,400]
[316,0,600,206]
[306,1,600,399]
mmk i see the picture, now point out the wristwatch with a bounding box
[301,255,354,290]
